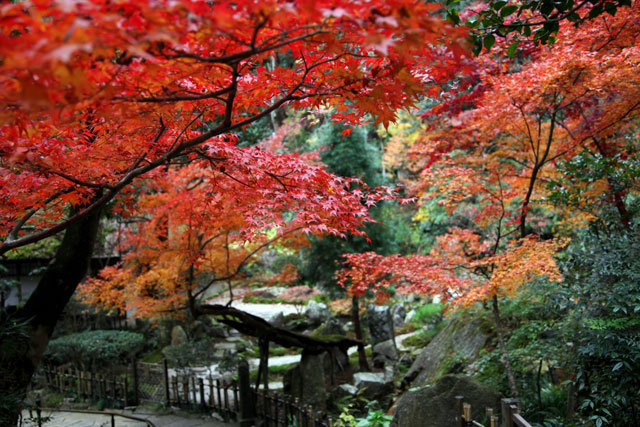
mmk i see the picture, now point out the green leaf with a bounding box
[484,34,496,50]
[612,361,623,371]
[447,8,460,25]
[492,1,507,10]
[507,41,519,57]
[604,2,617,15]
[501,5,518,17]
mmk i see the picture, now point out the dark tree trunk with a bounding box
[492,296,520,400]
[0,206,102,425]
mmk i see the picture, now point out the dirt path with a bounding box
[20,408,238,427]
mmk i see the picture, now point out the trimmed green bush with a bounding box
[45,330,144,369]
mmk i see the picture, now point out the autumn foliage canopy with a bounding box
[0,0,469,255]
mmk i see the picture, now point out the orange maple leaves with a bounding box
[337,231,565,308]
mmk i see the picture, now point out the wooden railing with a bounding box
[456,396,533,427]
[166,373,239,420]
[25,403,156,427]
[42,365,130,406]
[253,389,335,427]
[40,358,333,426]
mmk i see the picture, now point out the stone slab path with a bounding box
[21,409,238,427]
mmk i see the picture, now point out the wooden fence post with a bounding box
[172,376,179,404]
[132,356,139,406]
[486,407,493,424]
[238,359,256,427]
[501,398,517,427]
[455,396,464,427]
[163,359,170,406]
[463,402,472,426]
[183,376,190,404]
[199,378,205,408]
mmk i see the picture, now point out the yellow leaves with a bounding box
[452,236,568,308]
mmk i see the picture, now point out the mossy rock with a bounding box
[392,375,502,427]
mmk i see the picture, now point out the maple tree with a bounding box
[77,154,382,319]
[0,0,473,420]
[337,1,640,400]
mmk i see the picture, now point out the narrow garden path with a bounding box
[21,409,238,427]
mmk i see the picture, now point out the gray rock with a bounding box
[403,317,487,387]
[391,375,502,427]
[391,304,407,329]
[353,372,387,388]
[269,311,285,328]
[170,325,188,346]
[405,309,417,322]
[338,384,358,395]
[283,351,327,410]
[367,305,395,346]
[372,339,398,369]
[189,320,207,340]
[306,301,330,323]
[316,317,346,337]
[200,316,228,338]
[158,322,172,346]
[320,347,350,376]
[353,372,394,409]
[208,324,229,338]
[398,354,413,367]
[283,364,303,398]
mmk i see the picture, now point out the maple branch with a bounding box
[514,101,538,161]
[0,55,319,254]
[165,27,327,65]
[5,188,74,244]
[224,65,239,128]
[49,171,115,191]
[520,108,557,238]
[264,171,291,192]
[169,109,206,153]
[123,86,233,103]
[193,226,304,300]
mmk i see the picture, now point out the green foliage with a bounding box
[3,236,61,259]
[334,400,392,427]
[411,303,444,324]
[45,330,144,369]
[401,322,444,348]
[296,116,420,291]
[163,340,217,371]
[355,406,393,427]
[558,220,640,425]
[456,0,632,52]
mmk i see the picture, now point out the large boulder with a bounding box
[170,325,188,346]
[283,351,328,410]
[367,304,395,346]
[353,372,394,410]
[315,317,346,337]
[305,301,330,324]
[391,375,502,427]
[404,317,487,387]
[372,339,398,369]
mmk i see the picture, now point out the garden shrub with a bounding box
[45,330,144,370]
